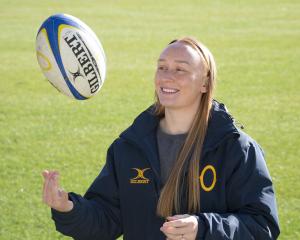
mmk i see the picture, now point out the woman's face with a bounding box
[155,42,207,111]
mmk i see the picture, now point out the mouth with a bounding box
[160,87,179,94]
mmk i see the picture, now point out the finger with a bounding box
[42,170,53,204]
[42,170,49,191]
[163,231,182,240]
[42,170,52,193]
[42,170,49,201]
[52,171,60,190]
[167,214,189,221]
[164,232,181,240]
[42,170,49,178]
[50,172,60,200]
[161,225,186,235]
[43,171,53,204]
[47,171,60,206]
[163,219,189,228]
[167,216,179,221]
[182,232,194,239]
[58,187,68,199]
[44,170,55,204]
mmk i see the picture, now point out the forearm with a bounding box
[51,192,122,240]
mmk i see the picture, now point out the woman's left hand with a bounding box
[160,214,198,240]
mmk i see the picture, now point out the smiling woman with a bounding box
[155,40,209,112]
[42,37,280,240]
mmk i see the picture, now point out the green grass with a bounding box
[0,0,299,239]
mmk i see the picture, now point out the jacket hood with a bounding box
[120,100,239,151]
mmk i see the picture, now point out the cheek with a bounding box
[194,81,204,93]
[154,71,161,85]
[154,73,160,92]
[178,75,200,90]
[191,75,206,93]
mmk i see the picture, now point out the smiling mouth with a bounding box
[160,87,179,94]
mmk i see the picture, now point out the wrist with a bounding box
[65,200,74,212]
[57,200,74,213]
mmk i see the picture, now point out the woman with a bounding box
[42,37,280,239]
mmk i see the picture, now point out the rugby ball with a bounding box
[36,14,106,100]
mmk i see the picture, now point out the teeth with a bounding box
[162,88,178,93]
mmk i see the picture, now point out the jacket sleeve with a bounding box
[196,139,280,240]
[51,144,123,240]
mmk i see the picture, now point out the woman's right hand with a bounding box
[42,170,74,212]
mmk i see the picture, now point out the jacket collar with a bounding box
[203,100,240,151]
[120,100,239,151]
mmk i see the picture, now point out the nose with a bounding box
[158,69,176,82]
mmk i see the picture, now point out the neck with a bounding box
[160,104,199,135]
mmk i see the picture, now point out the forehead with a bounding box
[159,42,201,65]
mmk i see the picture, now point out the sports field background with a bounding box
[0,0,299,239]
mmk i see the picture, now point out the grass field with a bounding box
[0,0,299,239]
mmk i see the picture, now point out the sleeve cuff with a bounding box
[195,214,207,240]
[51,192,82,223]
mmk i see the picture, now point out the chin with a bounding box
[158,101,181,109]
[157,96,177,107]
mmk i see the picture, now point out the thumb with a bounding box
[167,214,189,221]
[58,187,67,198]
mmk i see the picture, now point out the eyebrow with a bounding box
[158,58,190,65]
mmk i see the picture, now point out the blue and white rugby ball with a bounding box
[36,14,106,100]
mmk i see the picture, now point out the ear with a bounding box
[198,72,208,93]
[200,83,207,93]
[200,80,207,93]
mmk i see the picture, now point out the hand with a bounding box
[42,170,74,212]
[160,214,198,240]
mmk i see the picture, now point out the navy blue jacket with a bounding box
[51,101,280,239]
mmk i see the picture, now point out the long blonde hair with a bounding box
[156,37,217,217]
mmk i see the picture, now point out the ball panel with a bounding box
[44,20,87,100]
[55,14,107,83]
[36,28,74,98]
[59,24,102,97]
[58,25,92,98]
[36,51,52,71]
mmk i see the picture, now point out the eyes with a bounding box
[157,65,187,73]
